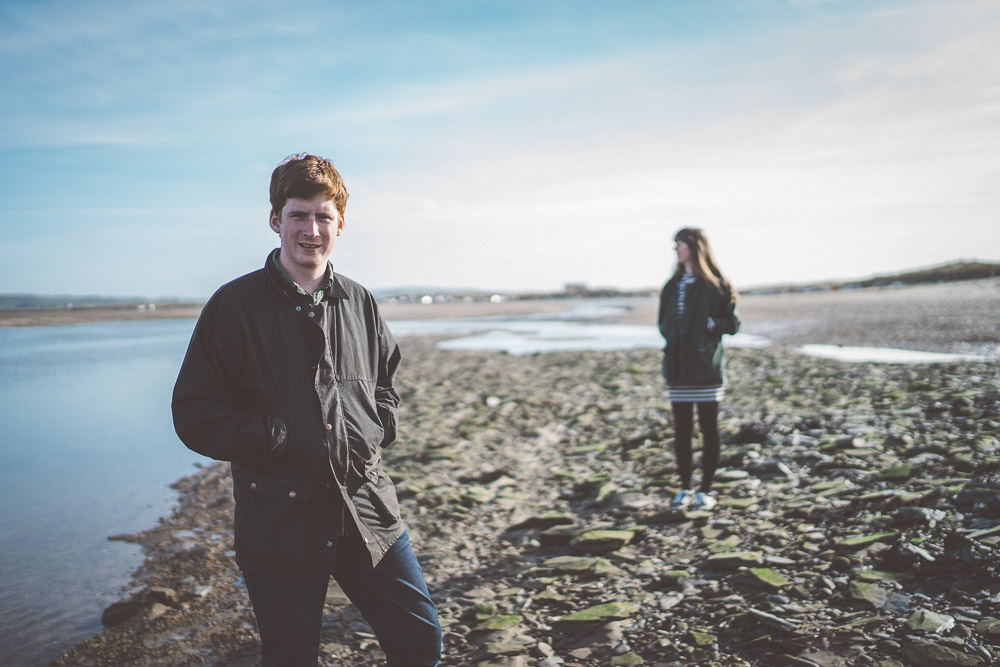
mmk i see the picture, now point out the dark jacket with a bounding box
[657,276,740,386]
[172,254,404,572]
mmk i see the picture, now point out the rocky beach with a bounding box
[53,279,1000,666]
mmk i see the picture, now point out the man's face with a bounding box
[269,194,344,277]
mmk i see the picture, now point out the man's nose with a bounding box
[306,218,320,236]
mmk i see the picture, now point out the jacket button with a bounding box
[250,482,257,490]
[325,423,333,431]
[327,541,333,547]
[288,490,296,498]
[295,305,302,312]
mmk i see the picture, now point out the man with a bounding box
[172,154,442,666]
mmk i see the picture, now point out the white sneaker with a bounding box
[670,489,693,509]
[691,491,716,510]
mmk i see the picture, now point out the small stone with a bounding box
[905,608,955,633]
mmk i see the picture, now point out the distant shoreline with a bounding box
[0,302,206,327]
[0,298,583,327]
[3,278,998,359]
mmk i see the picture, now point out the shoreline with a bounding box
[56,338,1000,665]
[4,278,997,359]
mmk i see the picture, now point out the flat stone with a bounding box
[531,556,624,577]
[474,615,523,632]
[688,630,716,646]
[705,551,765,569]
[837,531,899,550]
[901,638,986,666]
[975,617,1000,640]
[538,525,581,546]
[905,608,955,633]
[744,567,791,589]
[553,601,640,629]
[570,529,636,553]
[849,582,910,613]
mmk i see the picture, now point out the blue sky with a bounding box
[1,0,997,298]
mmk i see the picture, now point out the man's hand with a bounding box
[266,416,288,459]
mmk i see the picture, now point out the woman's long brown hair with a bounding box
[671,227,737,302]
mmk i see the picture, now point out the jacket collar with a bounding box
[264,249,350,303]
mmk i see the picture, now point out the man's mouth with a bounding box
[299,243,321,250]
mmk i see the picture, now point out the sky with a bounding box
[1,0,998,299]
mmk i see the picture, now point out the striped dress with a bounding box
[668,273,725,403]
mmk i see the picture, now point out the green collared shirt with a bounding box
[270,249,334,306]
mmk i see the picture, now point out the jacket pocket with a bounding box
[694,339,722,385]
[232,466,315,563]
[340,381,386,468]
[351,451,402,526]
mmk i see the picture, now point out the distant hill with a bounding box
[744,260,1000,295]
[843,261,1000,288]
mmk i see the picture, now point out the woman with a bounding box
[657,227,740,511]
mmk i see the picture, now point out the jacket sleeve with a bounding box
[657,284,672,342]
[711,292,741,336]
[171,296,280,468]
[373,305,401,449]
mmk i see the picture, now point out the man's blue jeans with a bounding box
[243,530,442,666]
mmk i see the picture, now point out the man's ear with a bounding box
[269,210,281,234]
[337,212,346,236]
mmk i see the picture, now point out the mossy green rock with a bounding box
[474,602,497,620]
[838,531,899,550]
[720,497,757,510]
[706,535,741,553]
[876,463,914,482]
[571,529,636,553]
[567,443,606,455]
[509,511,574,530]
[746,567,791,589]
[554,601,640,627]
[705,551,764,569]
[611,652,644,665]
[532,555,624,577]
[482,641,525,656]
[901,638,985,666]
[460,486,491,507]
[423,446,460,461]
[975,617,1000,640]
[593,481,621,505]
[538,524,581,546]
[474,615,522,631]
[688,631,716,646]
[848,581,908,612]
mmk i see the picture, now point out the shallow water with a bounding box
[0,320,205,665]
[391,299,972,362]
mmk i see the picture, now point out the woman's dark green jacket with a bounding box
[657,276,740,386]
